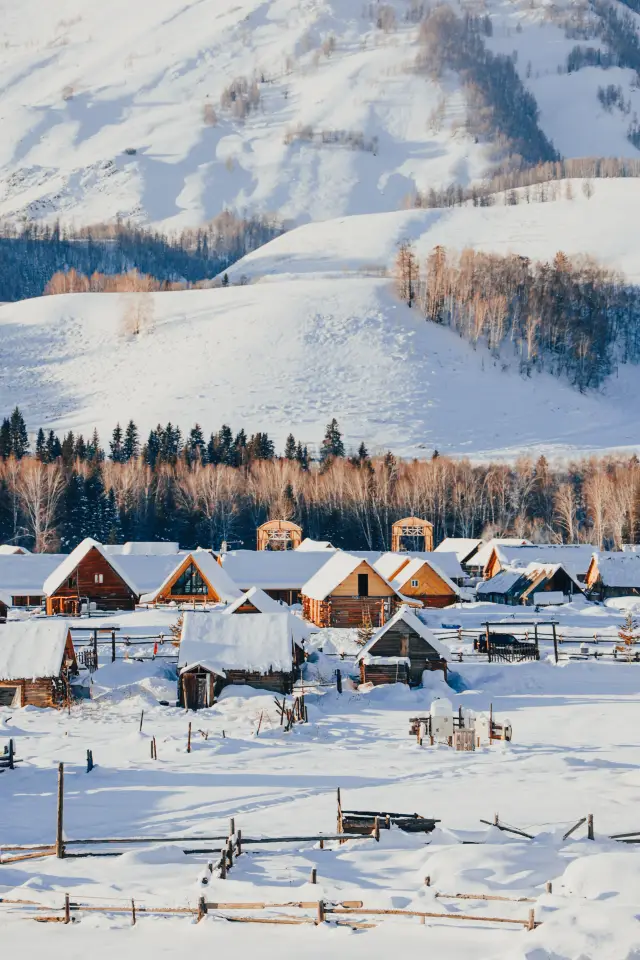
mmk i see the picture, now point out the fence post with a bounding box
[56,763,65,859]
[316,900,325,924]
[336,669,342,694]
[8,738,14,770]
[187,722,192,754]
[111,631,116,663]
[64,892,71,924]
[587,813,594,840]
[131,899,136,925]
[236,829,242,857]
[552,622,558,664]
[527,908,536,931]
[197,896,207,922]
[86,749,93,773]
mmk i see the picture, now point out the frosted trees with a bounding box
[395,242,419,308]
[16,459,64,552]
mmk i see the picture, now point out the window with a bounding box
[94,573,104,584]
[411,579,419,588]
[67,576,76,589]
[357,573,369,597]
[170,562,208,596]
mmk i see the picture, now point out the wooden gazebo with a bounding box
[256,519,302,551]
[391,517,434,553]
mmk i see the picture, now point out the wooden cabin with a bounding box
[178,611,304,709]
[467,538,532,578]
[391,517,434,553]
[390,557,459,608]
[356,607,448,686]
[484,543,595,582]
[0,620,77,708]
[0,553,65,610]
[219,549,333,605]
[434,538,482,568]
[44,539,140,615]
[477,563,583,606]
[257,519,302,551]
[585,552,640,600]
[301,553,403,628]
[140,551,241,606]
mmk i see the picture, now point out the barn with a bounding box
[177,611,304,709]
[301,553,405,628]
[44,538,140,615]
[140,551,241,606]
[356,607,448,686]
[0,620,78,707]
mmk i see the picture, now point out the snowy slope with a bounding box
[4,276,640,459]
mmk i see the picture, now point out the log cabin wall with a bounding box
[366,621,448,684]
[0,678,60,708]
[46,547,137,614]
[484,550,502,580]
[396,564,456,608]
[331,562,396,598]
[359,661,410,686]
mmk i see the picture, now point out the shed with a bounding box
[178,611,304,708]
[0,620,77,707]
[140,551,241,605]
[390,557,459,608]
[44,538,140,615]
[585,552,640,600]
[356,607,448,686]
[256,519,302,551]
[301,553,405,628]
[391,517,434,553]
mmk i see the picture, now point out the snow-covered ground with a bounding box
[4,602,640,959]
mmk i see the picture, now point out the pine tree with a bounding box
[218,425,234,465]
[187,424,205,464]
[0,419,11,460]
[110,423,124,462]
[144,428,161,469]
[87,429,104,463]
[9,407,28,458]
[233,429,248,467]
[61,431,75,466]
[46,430,62,462]
[284,433,297,460]
[58,472,85,550]
[206,432,220,465]
[35,428,47,462]
[74,434,87,461]
[222,272,229,286]
[123,420,139,461]
[104,488,123,544]
[295,441,309,470]
[320,418,345,463]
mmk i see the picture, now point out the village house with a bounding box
[389,557,459,608]
[0,620,77,707]
[44,538,141,615]
[434,538,483,568]
[301,553,406,628]
[140,550,241,606]
[177,611,304,709]
[0,544,31,555]
[375,550,465,588]
[0,553,66,610]
[356,606,449,686]
[585,552,640,600]
[466,538,533,577]
[483,543,596,582]
[222,586,287,614]
[477,562,584,606]
[219,549,333,605]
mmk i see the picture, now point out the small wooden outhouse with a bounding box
[0,620,77,707]
[356,607,448,686]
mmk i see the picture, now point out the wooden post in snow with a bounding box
[111,631,116,663]
[187,722,192,754]
[131,899,136,925]
[56,763,65,859]
[552,622,558,664]
[64,893,70,924]
[311,868,317,884]
[587,814,594,840]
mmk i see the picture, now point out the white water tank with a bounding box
[430,697,453,741]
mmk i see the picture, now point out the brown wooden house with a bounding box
[140,551,241,606]
[0,620,78,708]
[44,539,140,615]
[178,611,304,709]
[389,557,459,608]
[356,607,448,686]
[301,553,404,628]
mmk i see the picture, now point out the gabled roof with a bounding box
[220,549,334,590]
[476,568,527,596]
[405,551,465,581]
[494,544,596,579]
[477,561,583,599]
[390,556,459,595]
[468,538,533,570]
[0,619,72,680]
[356,606,449,662]
[179,611,299,676]
[0,544,30,555]
[296,538,335,552]
[140,551,242,604]
[43,538,140,598]
[374,552,410,581]
[434,538,482,563]
[591,552,640,588]
[222,586,286,614]
[301,552,401,602]
[0,554,66,596]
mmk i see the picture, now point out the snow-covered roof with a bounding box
[408,551,465,581]
[223,586,286,614]
[468,538,533,570]
[43,538,140,598]
[476,568,526,596]
[495,544,596,578]
[374,552,410,581]
[0,554,66,596]
[104,541,181,556]
[533,591,566,606]
[390,556,459,595]
[296,538,335,552]
[0,619,72,680]
[434,538,482,563]
[179,611,298,675]
[356,606,450,662]
[592,552,640,587]
[220,549,333,590]
[118,555,187,595]
[140,551,242,604]
[0,544,30,555]
[301,552,401,602]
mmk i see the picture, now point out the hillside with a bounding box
[3,276,640,459]
[1,0,640,228]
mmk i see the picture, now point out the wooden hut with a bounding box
[140,551,241,606]
[0,553,65,609]
[356,607,448,686]
[177,611,304,709]
[219,549,333,605]
[0,620,77,707]
[477,562,584,606]
[391,517,434,553]
[257,519,302,551]
[484,543,595,582]
[44,538,140,615]
[585,552,640,600]
[389,557,459,608]
[301,553,404,628]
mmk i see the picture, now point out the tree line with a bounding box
[395,244,640,391]
[0,410,639,554]
[0,212,283,302]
